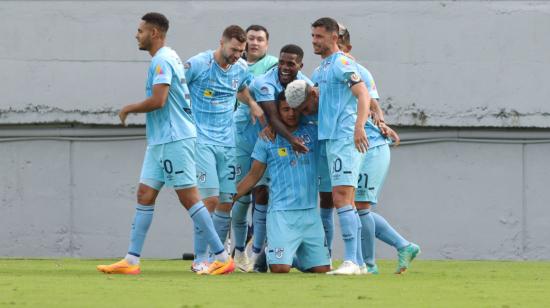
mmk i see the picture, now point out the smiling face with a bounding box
[278,52,303,86]
[311,26,337,57]
[220,37,246,65]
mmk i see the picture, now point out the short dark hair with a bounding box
[246,25,270,40]
[278,90,286,102]
[280,44,304,61]
[311,17,339,34]
[141,12,169,34]
[222,25,247,43]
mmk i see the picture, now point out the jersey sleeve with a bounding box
[333,55,362,87]
[183,55,202,85]
[251,138,268,164]
[151,57,173,85]
[361,67,380,99]
[252,81,277,103]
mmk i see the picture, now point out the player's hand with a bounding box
[259,125,276,141]
[372,113,384,127]
[354,125,369,153]
[380,123,400,146]
[118,107,129,126]
[291,136,309,153]
[250,104,267,126]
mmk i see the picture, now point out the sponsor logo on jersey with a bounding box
[278,148,288,157]
[203,89,214,97]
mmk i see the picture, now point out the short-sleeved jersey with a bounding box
[357,63,389,149]
[145,46,196,145]
[234,67,313,145]
[311,51,362,140]
[252,123,319,211]
[185,50,252,147]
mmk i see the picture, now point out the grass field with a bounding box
[1,259,549,307]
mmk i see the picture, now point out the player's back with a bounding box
[145,46,195,145]
[185,50,250,146]
[252,123,319,211]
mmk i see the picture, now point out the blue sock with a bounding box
[193,210,211,263]
[188,201,225,258]
[127,204,154,257]
[213,210,231,245]
[231,196,250,251]
[337,205,358,264]
[252,204,267,253]
[358,209,376,266]
[320,207,334,256]
[355,210,364,266]
[372,212,410,250]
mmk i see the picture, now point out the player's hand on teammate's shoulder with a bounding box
[291,136,309,154]
[380,122,400,146]
[354,124,369,153]
[259,125,276,141]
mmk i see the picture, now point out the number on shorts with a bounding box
[228,165,236,180]
[357,173,368,188]
[333,158,342,173]
[163,160,173,174]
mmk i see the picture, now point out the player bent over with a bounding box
[234,93,330,274]
[96,13,234,276]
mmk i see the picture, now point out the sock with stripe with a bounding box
[358,209,376,266]
[320,207,334,256]
[252,204,267,254]
[372,212,410,250]
[126,204,155,265]
[355,210,364,266]
[212,209,231,245]
[231,196,250,252]
[337,205,358,264]
[188,201,227,262]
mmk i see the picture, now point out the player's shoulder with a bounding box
[185,50,213,68]
[334,52,357,68]
[234,58,249,72]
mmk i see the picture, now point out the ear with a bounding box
[348,44,353,52]
[300,62,304,69]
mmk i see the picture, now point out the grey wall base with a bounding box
[1,127,549,260]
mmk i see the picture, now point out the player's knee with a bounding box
[137,185,157,205]
[331,187,354,207]
[320,192,333,209]
[356,201,371,210]
[176,186,201,209]
[254,186,269,204]
[269,264,291,273]
[203,196,219,212]
[306,265,331,273]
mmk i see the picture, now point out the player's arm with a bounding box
[233,160,267,201]
[119,84,169,126]
[237,87,267,126]
[351,81,371,153]
[260,101,308,153]
[370,98,385,127]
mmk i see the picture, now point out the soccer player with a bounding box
[234,93,331,274]
[337,24,420,274]
[96,12,234,276]
[291,17,371,275]
[232,25,278,271]
[185,25,265,272]
[235,44,313,272]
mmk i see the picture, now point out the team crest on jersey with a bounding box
[278,148,288,157]
[299,134,311,144]
[197,171,207,183]
[232,79,239,90]
[274,248,284,259]
[290,159,297,167]
[260,86,269,95]
[203,89,214,97]
[350,73,361,83]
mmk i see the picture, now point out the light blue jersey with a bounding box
[357,63,389,149]
[145,47,195,145]
[311,51,362,140]
[235,67,313,152]
[251,123,318,211]
[185,50,252,147]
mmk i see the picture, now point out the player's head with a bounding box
[285,80,319,116]
[220,25,247,65]
[136,12,169,51]
[337,22,352,53]
[277,91,300,129]
[311,17,339,56]
[278,44,304,86]
[245,25,270,61]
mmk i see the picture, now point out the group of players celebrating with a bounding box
[97,12,420,276]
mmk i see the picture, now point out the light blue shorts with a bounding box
[195,143,237,201]
[317,140,332,192]
[267,208,330,270]
[139,138,197,190]
[325,136,365,188]
[355,144,391,204]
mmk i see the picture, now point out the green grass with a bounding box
[0,259,549,307]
